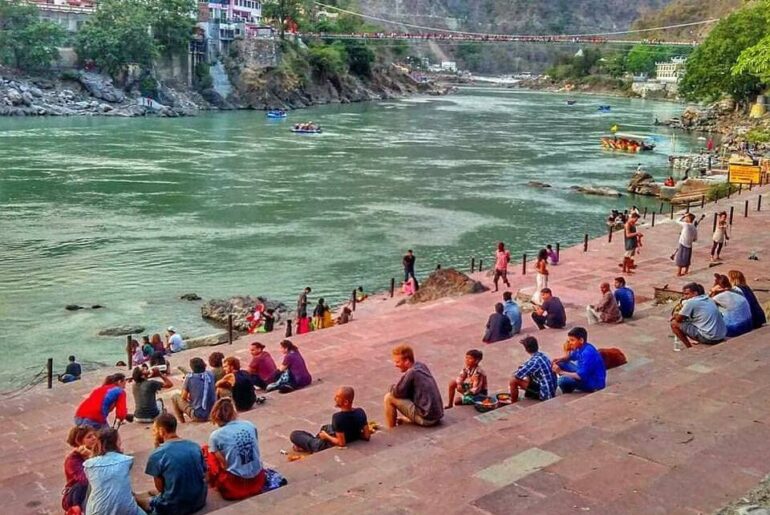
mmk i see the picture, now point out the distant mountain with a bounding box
[631,0,744,40]
[352,0,679,73]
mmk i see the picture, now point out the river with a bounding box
[0,87,697,389]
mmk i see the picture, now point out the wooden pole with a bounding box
[228,314,233,345]
[470,257,475,273]
[739,183,743,195]
[126,335,132,370]
[700,195,705,208]
[583,234,588,252]
[608,225,613,243]
[285,319,292,337]
[351,289,357,312]
[670,203,674,219]
[643,206,648,219]
[651,212,656,227]
[712,212,718,233]
[521,254,527,275]
[729,206,734,225]
[758,195,762,212]
[478,259,483,271]
[659,202,664,214]
[390,278,395,298]
[745,200,749,217]
[556,243,560,260]
[46,358,53,389]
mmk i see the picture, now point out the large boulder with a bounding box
[78,72,126,103]
[6,88,24,106]
[627,172,660,197]
[407,268,487,304]
[98,325,145,336]
[570,185,623,198]
[201,296,288,331]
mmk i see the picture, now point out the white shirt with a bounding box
[168,333,185,352]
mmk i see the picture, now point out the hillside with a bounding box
[350,0,677,73]
[632,0,745,40]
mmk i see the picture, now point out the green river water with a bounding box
[0,87,698,389]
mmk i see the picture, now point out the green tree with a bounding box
[624,45,680,77]
[76,0,157,76]
[734,32,770,85]
[679,4,769,103]
[151,0,196,54]
[341,40,374,77]
[262,0,303,40]
[0,0,65,70]
[307,43,347,76]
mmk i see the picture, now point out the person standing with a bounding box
[622,213,640,274]
[138,413,208,515]
[402,249,418,291]
[673,213,698,277]
[493,242,511,292]
[296,287,311,319]
[532,249,549,304]
[710,211,729,262]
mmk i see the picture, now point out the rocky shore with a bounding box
[1,63,453,118]
[0,69,205,117]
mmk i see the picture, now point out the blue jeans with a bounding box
[73,416,105,429]
[557,361,590,394]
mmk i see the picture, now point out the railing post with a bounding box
[556,243,560,260]
[643,207,648,219]
[727,185,732,199]
[390,278,395,298]
[652,212,656,227]
[758,195,762,212]
[46,358,53,389]
[712,212,718,233]
[228,314,233,345]
[583,234,589,252]
[351,289,357,312]
[670,203,674,219]
[478,259,483,271]
[436,264,441,270]
[470,257,475,273]
[285,319,292,337]
[739,183,743,195]
[521,254,527,275]
[685,201,690,213]
[126,335,132,370]
[700,195,705,208]
[745,200,749,217]
[608,225,613,243]
[659,202,664,214]
[729,206,734,225]
[749,181,753,191]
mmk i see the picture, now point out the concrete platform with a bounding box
[2,186,769,515]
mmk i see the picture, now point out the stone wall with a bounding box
[235,39,278,69]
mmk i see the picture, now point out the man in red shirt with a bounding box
[74,373,130,428]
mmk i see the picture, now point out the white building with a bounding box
[656,56,686,83]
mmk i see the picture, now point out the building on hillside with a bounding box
[655,56,686,83]
[197,0,271,60]
[30,0,95,32]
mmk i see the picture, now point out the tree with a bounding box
[679,4,769,103]
[0,0,65,70]
[307,43,346,76]
[734,34,770,84]
[624,45,681,77]
[262,0,303,40]
[75,0,157,76]
[151,0,196,54]
[341,41,374,77]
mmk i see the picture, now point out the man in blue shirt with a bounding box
[139,413,207,515]
[510,337,558,402]
[502,291,522,335]
[171,358,216,422]
[613,277,635,319]
[552,327,606,394]
[671,282,727,348]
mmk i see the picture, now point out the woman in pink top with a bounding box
[248,341,278,390]
[493,242,511,292]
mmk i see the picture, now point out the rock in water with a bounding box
[407,268,487,304]
[627,172,660,197]
[527,181,552,188]
[98,325,145,336]
[201,296,288,331]
[571,185,623,198]
[180,293,202,301]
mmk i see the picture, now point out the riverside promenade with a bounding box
[2,186,769,515]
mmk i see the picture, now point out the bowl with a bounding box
[495,393,513,405]
[473,396,500,413]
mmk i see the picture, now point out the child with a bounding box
[445,349,488,409]
[711,211,729,261]
[402,276,416,296]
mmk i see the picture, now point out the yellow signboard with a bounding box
[729,163,761,185]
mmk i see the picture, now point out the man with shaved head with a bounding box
[586,282,622,325]
[290,386,370,453]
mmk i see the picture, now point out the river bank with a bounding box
[0,61,452,118]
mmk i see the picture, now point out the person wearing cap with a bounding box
[166,327,186,354]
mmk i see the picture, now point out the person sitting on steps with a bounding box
[290,386,371,453]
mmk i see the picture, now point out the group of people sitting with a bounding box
[129,328,187,369]
[670,270,766,348]
[64,400,284,515]
[66,339,314,514]
[295,287,360,334]
[245,299,276,334]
